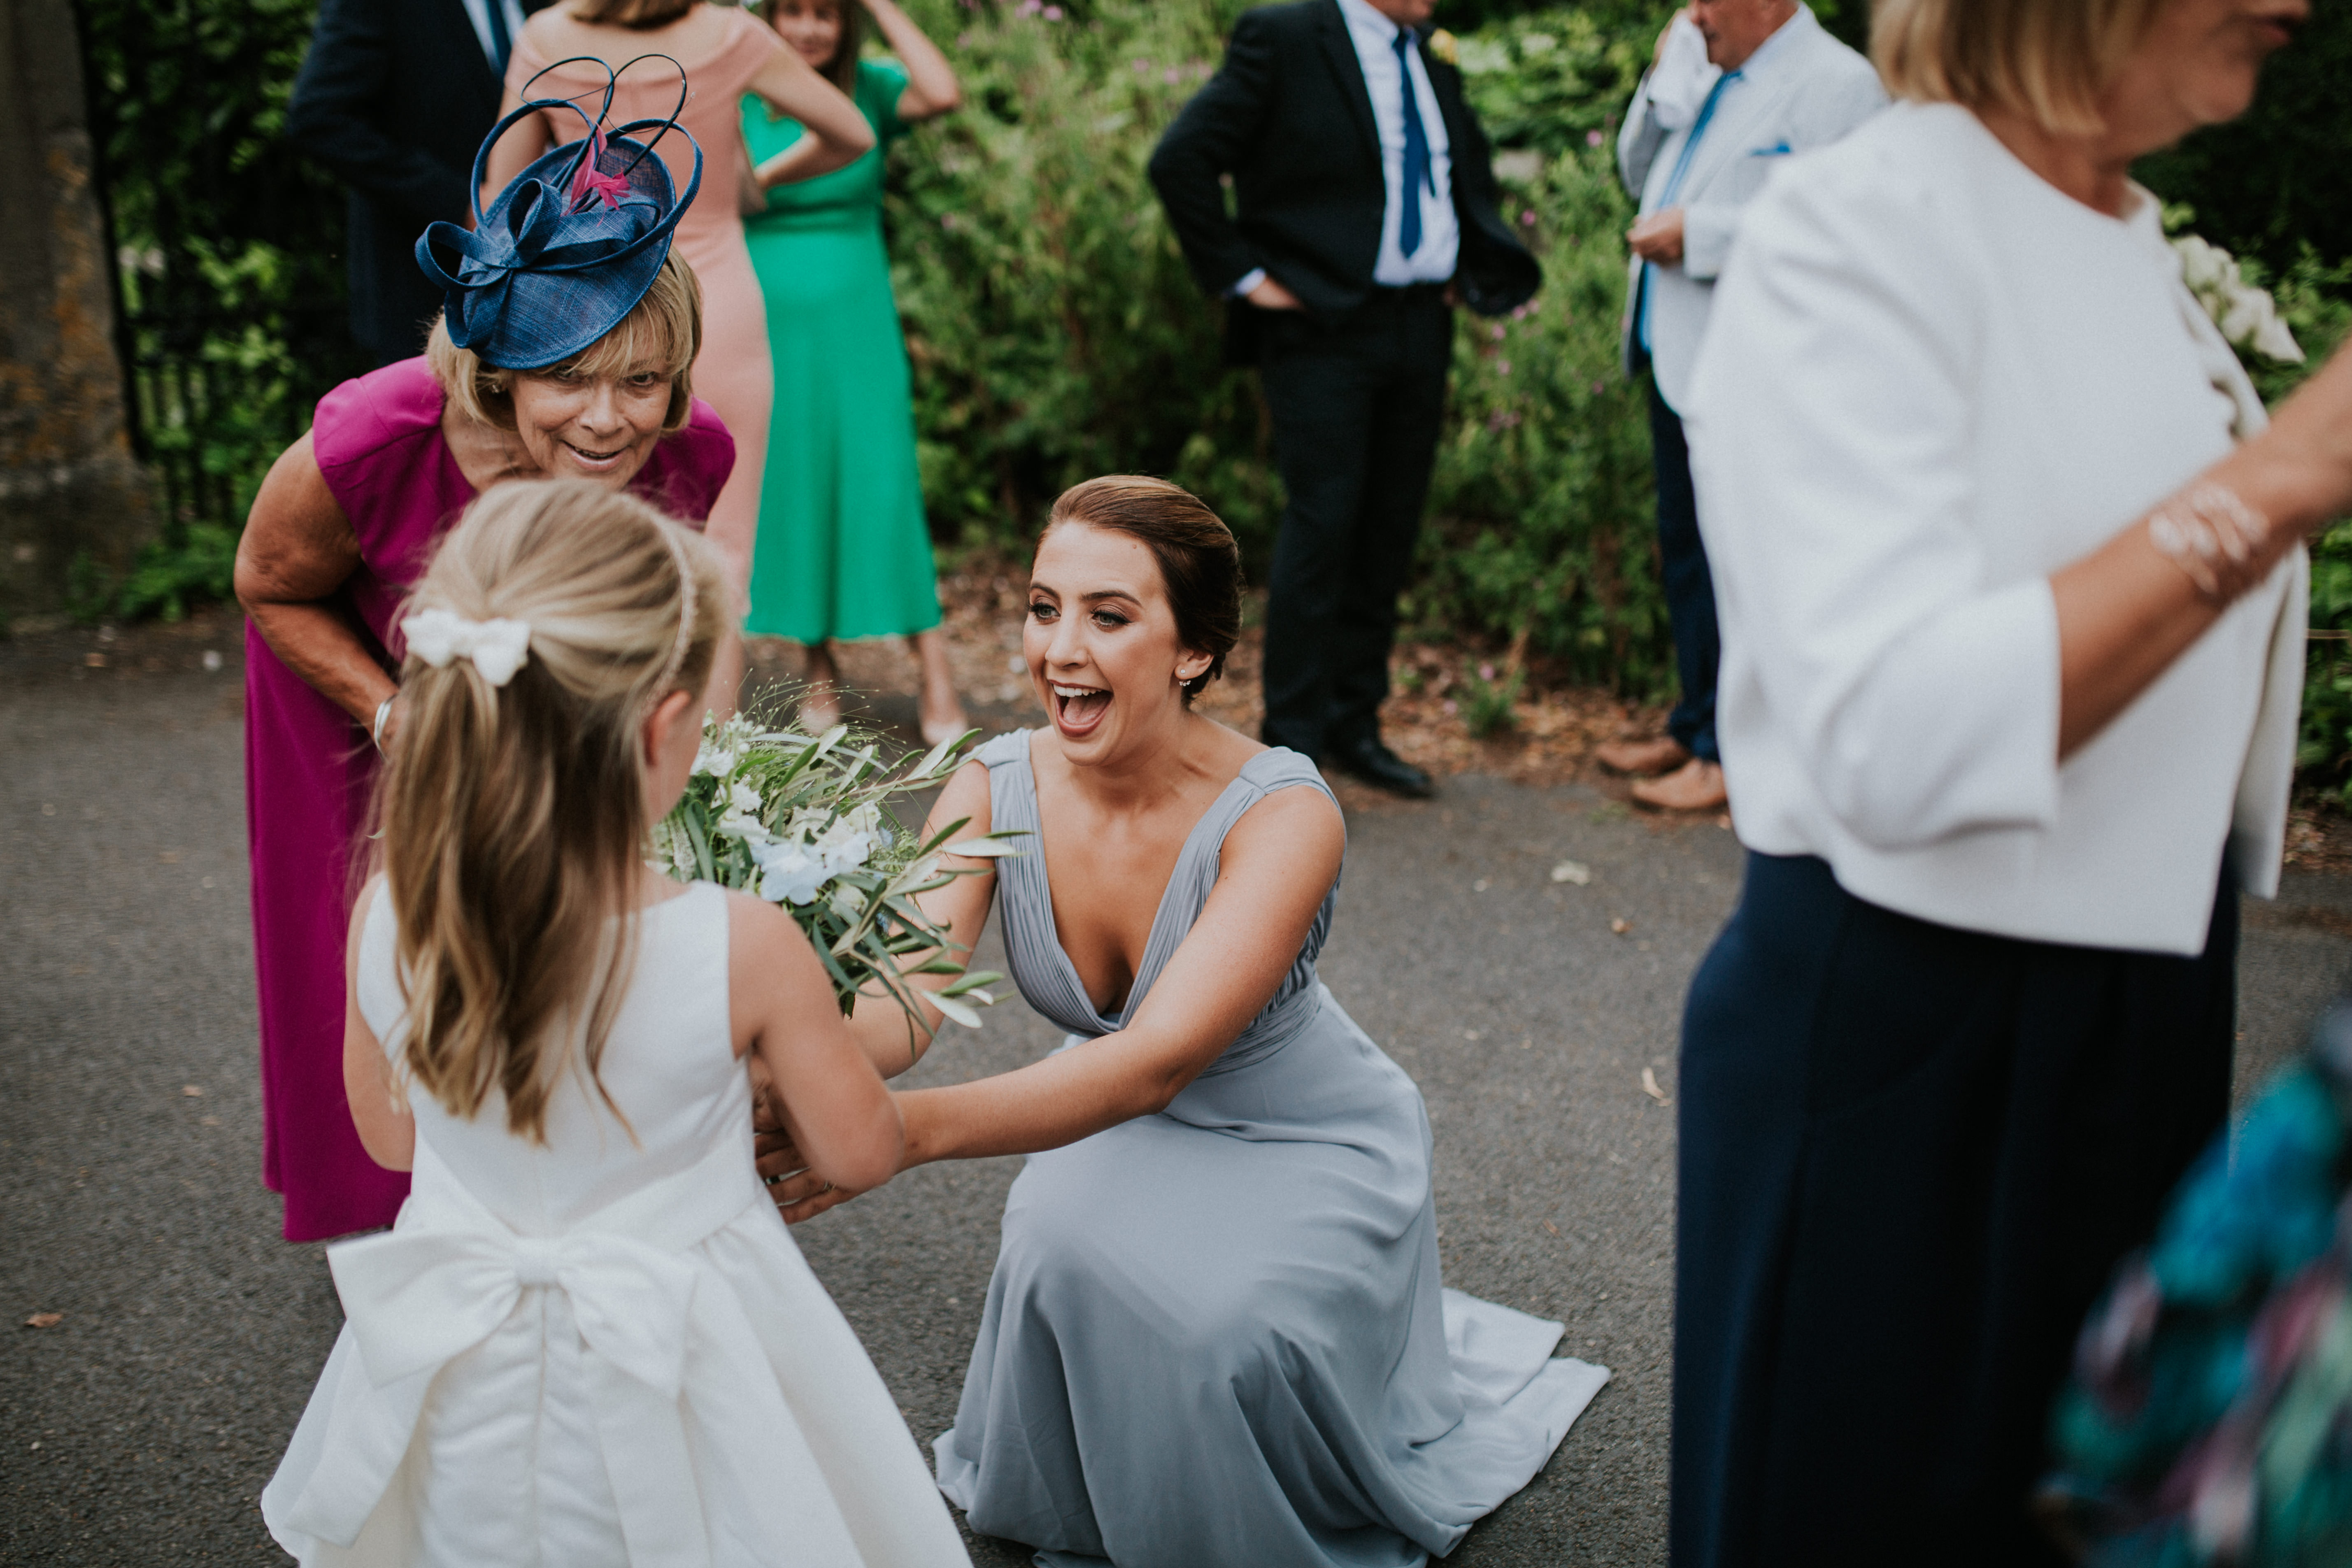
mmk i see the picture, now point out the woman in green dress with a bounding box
[746,0,965,741]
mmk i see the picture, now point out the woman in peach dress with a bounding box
[487,0,872,581]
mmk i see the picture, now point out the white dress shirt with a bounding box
[1685,103,2306,956]
[1232,0,1456,298]
[458,0,528,72]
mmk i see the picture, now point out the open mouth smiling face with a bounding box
[508,367,672,489]
[1025,522,1203,751]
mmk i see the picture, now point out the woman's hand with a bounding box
[235,433,398,729]
[2054,338,2352,758]
[753,1082,865,1223]
[748,40,877,191]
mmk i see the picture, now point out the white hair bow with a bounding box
[401,607,533,687]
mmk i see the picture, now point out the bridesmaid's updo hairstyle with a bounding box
[426,252,703,435]
[1044,476,1242,705]
[377,479,728,1142]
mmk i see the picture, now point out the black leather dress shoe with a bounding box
[1327,737,1435,799]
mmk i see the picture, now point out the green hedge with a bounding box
[76,0,2352,787]
[886,0,1676,690]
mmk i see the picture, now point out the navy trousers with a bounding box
[1673,853,2236,1567]
[1257,288,1452,760]
[1647,379,1719,762]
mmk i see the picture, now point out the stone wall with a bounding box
[0,0,149,626]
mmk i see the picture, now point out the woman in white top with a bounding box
[1671,0,2348,1562]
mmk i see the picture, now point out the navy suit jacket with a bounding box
[1148,0,1538,362]
[287,0,555,363]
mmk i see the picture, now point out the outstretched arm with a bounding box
[909,786,1339,1150]
[731,893,905,1194]
[844,760,1002,1078]
[767,782,1343,1221]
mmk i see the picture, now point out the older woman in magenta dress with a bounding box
[744,0,968,742]
[487,0,876,577]
[233,91,737,1241]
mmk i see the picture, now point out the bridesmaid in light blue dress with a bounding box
[765,478,1610,1568]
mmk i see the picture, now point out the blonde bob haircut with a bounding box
[375,479,729,1142]
[1872,0,2168,135]
[425,250,703,434]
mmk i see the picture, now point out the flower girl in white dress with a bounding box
[261,480,970,1568]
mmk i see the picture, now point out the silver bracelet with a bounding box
[2146,482,2273,605]
[372,695,395,752]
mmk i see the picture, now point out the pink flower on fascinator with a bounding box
[568,127,633,212]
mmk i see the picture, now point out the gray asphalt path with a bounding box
[6,617,2349,1566]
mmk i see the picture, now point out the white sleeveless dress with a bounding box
[935,733,1612,1568]
[261,882,970,1568]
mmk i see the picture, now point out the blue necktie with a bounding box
[1392,28,1433,259]
[483,0,513,75]
[1640,69,1740,352]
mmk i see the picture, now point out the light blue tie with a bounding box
[1639,69,1740,354]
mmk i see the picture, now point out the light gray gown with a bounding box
[933,732,1611,1568]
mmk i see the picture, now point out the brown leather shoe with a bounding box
[1595,734,1692,777]
[1630,757,1727,812]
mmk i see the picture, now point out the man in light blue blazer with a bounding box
[1603,1,1883,812]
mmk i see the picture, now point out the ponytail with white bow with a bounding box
[374,479,727,1142]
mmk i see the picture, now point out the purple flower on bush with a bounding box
[1163,66,1182,84]
[1587,129,1605,148]
[1043,5,1063,19]
[1490,324,1505,342]
[1520,210,1536,227]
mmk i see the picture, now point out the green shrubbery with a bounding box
[72,0,2352,791]
[887,0,1676,690]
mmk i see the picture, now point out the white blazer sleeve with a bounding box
[1680,62,1887,282]
[1686,158,2064,851]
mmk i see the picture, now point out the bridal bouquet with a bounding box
[651,714,1016,1028]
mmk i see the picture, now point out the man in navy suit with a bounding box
[1151,0,1536,798]
[288,0,551,367]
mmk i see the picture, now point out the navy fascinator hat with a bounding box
[416,56,703,372]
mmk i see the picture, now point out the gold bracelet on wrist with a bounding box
[2146,482,2273,606]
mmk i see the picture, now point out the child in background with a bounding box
[261,479,968,1567]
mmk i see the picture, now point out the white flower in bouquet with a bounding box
[2172,230,2304,365]
[651,712,1022,1032]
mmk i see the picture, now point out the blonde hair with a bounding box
[1872,0,2168,135]
[426,251,703,433]
[376,479,729,1142]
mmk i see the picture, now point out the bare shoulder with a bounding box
[928,756,998,863]
[1224,775,1343,864]
[722,886,801,959]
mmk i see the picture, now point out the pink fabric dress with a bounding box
[507,9,784,572]
[246,357,732,1242]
